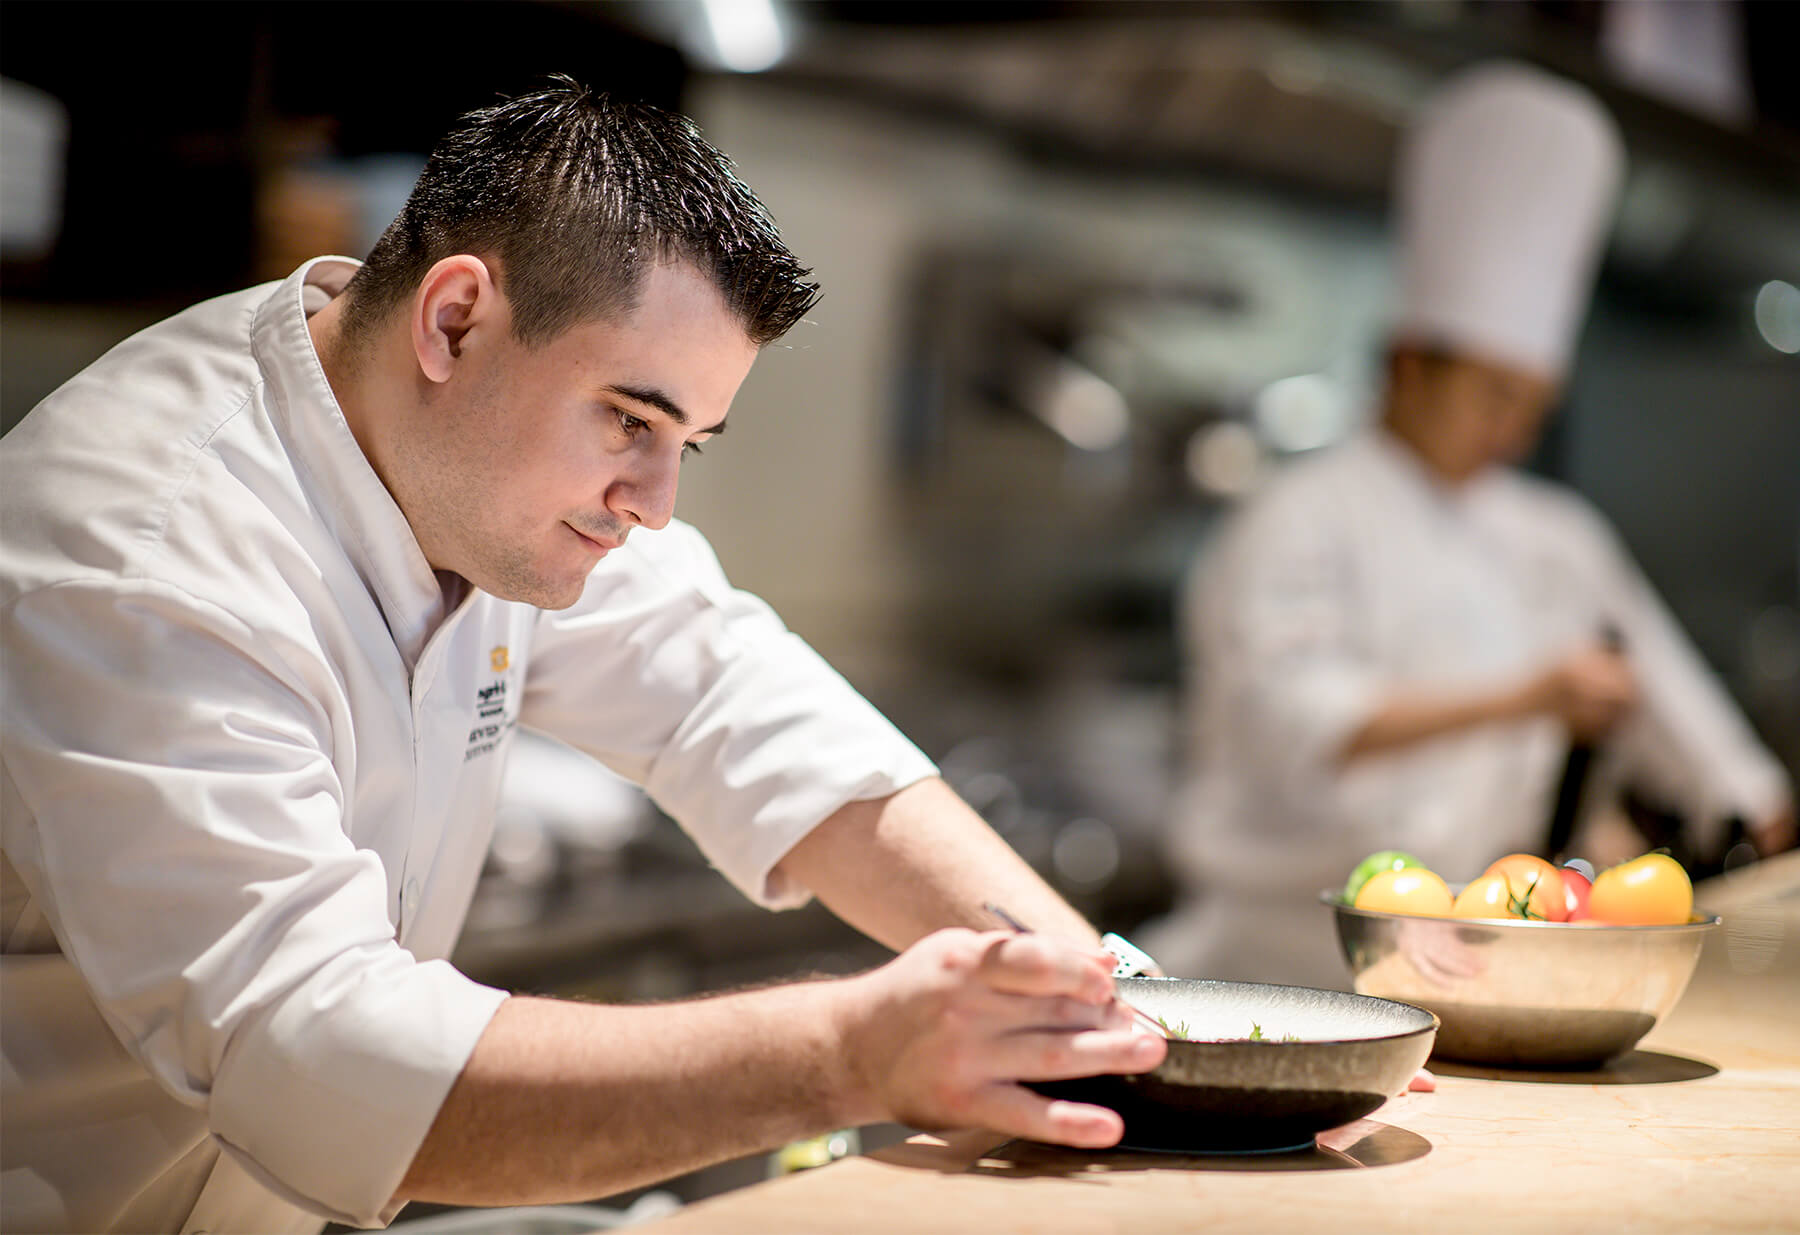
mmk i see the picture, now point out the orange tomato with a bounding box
[1482,854,1568,922]
[1354,867,1454,916]
[1587,853,1693,925]
[1452,870,1562,921]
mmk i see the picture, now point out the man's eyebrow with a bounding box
[602,383,727,435]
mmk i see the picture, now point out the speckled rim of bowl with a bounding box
[1118,976,1442,1051]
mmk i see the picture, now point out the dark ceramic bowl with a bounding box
[1032,976,1438,1153]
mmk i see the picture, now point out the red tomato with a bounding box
[1452,870,1561,921]
[1588,853,1693,925]
[1482,854,1568,922]
[1559,864,1593,921]
[1354,867,1454,916]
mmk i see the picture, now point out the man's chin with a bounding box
[474,567,592,610]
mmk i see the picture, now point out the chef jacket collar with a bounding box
[251,256,460,670]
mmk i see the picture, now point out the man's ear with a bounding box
[412,255,501,384]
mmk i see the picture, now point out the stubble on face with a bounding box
[388,261,760,609]
[396,344,597,610]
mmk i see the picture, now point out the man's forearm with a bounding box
[1338,683,1535,763]
[396,779,1122,1205]
[771,776,1103,952]
[396,984,868,1206]
[397,916,1161,1206]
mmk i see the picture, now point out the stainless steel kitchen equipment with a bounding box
[1327,895,1716,1067]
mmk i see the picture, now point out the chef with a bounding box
[0,82,1166,1233]
[1141,61,1796,990]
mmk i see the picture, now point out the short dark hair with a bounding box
[341,76,820,349]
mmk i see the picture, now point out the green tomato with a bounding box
[1343,850,1424,904]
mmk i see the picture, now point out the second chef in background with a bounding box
[1143,61,1796,990]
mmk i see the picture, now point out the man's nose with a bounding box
[609,451,680,530]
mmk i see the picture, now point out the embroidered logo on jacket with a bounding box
[466,666,518,762]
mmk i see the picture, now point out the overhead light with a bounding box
[0,78,68,260]
[1033,356,1131,453]
[1753,280,1800,355]
[1253,373,1346,454]
[695,0,786,74]
[1185,420,1263,499]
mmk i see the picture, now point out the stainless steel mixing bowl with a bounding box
[1324,893,1718,1068]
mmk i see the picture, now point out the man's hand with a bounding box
[1748,801,1797,857]
[1530,641,1640,740]
[835,929,1166,1148]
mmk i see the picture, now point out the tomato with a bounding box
[1452,870,1561,921]
[1588,853,1693,925]
[1354,867,1454,916]
[1482,854,1568,922]
[1559,864,1593,921]
[1452,874,1511,919]
[1343,850,1424,904]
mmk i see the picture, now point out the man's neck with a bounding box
[1377,404,1475,490]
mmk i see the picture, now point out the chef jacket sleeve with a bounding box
[521,520,938,909]
[1189,491,1385,790]
[1,578,509,1228]
[1567,501,1793,844]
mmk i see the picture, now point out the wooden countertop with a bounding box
[634,854,1800,1235]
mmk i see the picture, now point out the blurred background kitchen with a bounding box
[4,0,1797,1209]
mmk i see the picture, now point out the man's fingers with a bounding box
[963,1083,1126,1150]
[990,1026,1167,1083]
[977,932,1115,1003]
[997,993,1142,1033]
[1750,806,1797,856]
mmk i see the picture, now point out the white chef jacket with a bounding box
[0,258,936,1232]
[1141,428,1790,990]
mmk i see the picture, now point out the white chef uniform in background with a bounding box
[0,259,936,1232]
[1142,62,1793,990]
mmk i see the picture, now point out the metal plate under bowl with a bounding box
[1030,977,1437,1153]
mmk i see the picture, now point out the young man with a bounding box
[1145,61,1794,990]
[0,81,1164,1232]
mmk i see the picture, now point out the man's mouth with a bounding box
[568,523,626,555]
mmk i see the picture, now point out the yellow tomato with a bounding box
[1482,854,1568,922]
[1451,872,1559,921]
[1588,853,1693,925]
[1354,867,1454,916]
[1452,874,1511,919]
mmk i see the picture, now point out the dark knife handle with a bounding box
[1541,624,1626,861]
[1544,746,1596,862]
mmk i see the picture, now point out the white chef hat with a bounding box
[1392,61,1626,381]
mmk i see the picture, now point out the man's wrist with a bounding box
[819,972,886,1129]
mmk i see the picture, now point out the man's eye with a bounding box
[681,440,705,457]
[616,411,647,435]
